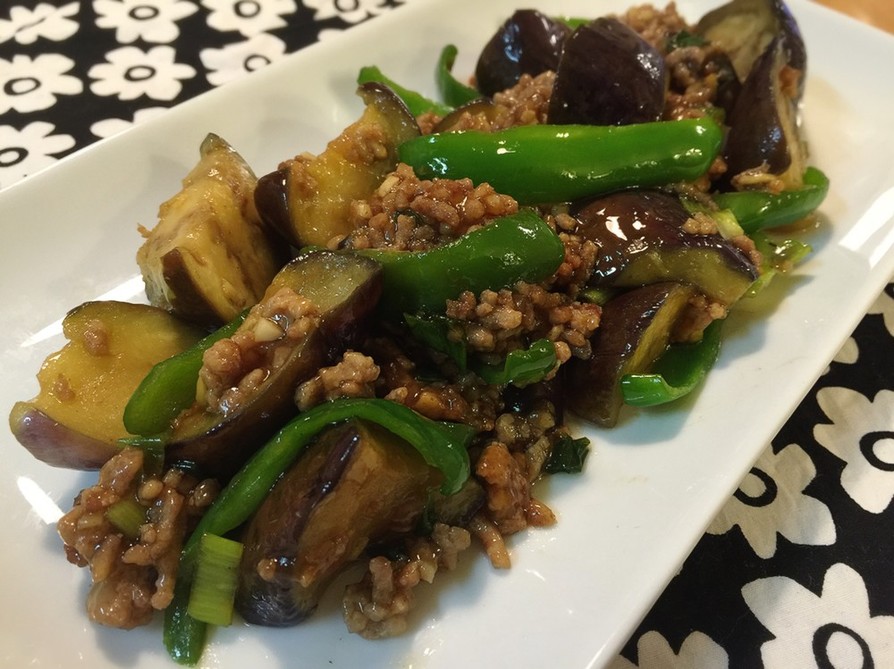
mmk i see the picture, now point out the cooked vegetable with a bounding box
[254,82,420,248]
[548,17,667,125]
[620,318,723,406]
[137,134,283,327]
[474,9,570,96]
[565,282,696,427]
[398,118,723,205]
[187,534,244,627]
[164,251,383,478]
[104,498,147,539]
[124,311,247,437]
[476,339,556,386]
[437,44,480,107]
[574,190,759,304]
[164,398,475,664]
[236,419,441,625]
[361,211,565,317]
[713,166,829,233]
[356,66,452,116]
[543,434,591,474]
[9,301,203,469]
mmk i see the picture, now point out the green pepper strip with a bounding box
[123,312,247,436]
[620,319,723,406]
[164,397,474,665]
[397,118,723,205]
[712,167,830,234]
[476,339,556,387]
[436,44,480,108]
[359,210,565,317]
[357,65,452,117]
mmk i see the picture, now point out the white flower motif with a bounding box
[202,0,296,37]
[0,3,79,45]
[607,631,729,669]
[200,33,286,86]
[88,45,195,101]
[90,106,168,139]
[0,122,75,189]
[832,336,859,366]
[742,563,894,668]
[302,0,402,24]
[0,53,82,114]
[94,0,198,44]
[814,387,894,513]
[867,283,894,337]
[706,443,835,558]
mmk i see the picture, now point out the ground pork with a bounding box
[620,2,690,51]
[294,350,380,411]
[57,447,219,629]
[343,523,471,639]
[335,163,518,251]
[196,287,321,416]
[445,283,602,365]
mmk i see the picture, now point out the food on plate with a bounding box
[8,0,828,665]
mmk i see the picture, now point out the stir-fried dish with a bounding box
[8,1,828,664]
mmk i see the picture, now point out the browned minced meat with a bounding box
[57,447,219,629]
[417,71,555,135]
[343,523,471,639]
[294,350,380,411]
[664,44,728,121]
[547,211,599,296]
[445,283,602,366]
[198,287,321,415]
[620,2,690,51]
[368,337,502,433]
[336,163,518,251]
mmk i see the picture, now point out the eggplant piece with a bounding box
[164,251,382,479]
[137,134,285,328]
[696,0,805,84]
[236,419,438,625]
[9,301,204,469]
[548,18,667,126]
[723,37,807,190]
[474,9,570,97]
[565,282,695,427]
[574,190,758,304]
[254,83,420,249]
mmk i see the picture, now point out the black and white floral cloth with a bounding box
[2,2,892,667]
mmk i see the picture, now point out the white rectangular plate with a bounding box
[2,1,893,667]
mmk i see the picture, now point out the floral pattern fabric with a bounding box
[2,2,892,668]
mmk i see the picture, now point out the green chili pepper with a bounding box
[620,319,723,406]
[397,118,723,205]
[164,397,475,665]
[437,44,480,108]
[123,312,247,437]
[712,167,830,234]
[357,65,452,116]
[476,339,556,386]
[360,210,565,317]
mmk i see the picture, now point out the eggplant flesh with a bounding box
[236,419,438,626]
[548,18,666,126]
[565,282,696,427]
[574,190,758,304]
[9,301,203,469]
[164,251,383,479]
[474,9,570,97]
[254,82,420,249]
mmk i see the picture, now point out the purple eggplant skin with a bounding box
[574,190,758,304]
[474,9,570,97]
[547,18,667,126]
[722,36,807,189]
[565,282,696,427]
[164,252,383,480]
[696,0,805,85]
[236,419,438,626]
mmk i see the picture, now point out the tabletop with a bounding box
[1,1,892,668]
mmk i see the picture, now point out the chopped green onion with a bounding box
[186,533,244,627]
[105,498,146,539]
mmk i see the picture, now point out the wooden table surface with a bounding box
[815,0,893,33]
